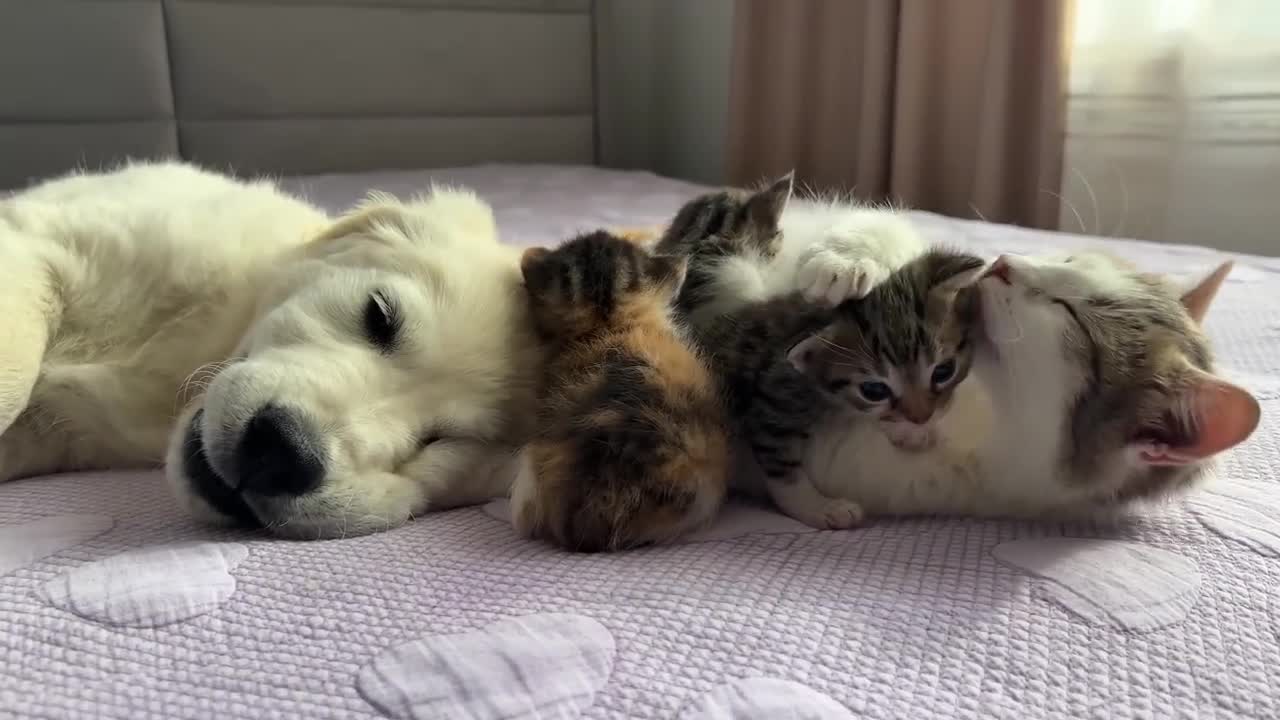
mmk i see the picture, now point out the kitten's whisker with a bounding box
[814,335,859,361]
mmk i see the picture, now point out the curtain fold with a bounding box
[727,0,1070,230]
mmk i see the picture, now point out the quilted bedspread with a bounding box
[2,165,1278,720]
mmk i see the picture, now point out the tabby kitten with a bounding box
[511,231,729,552]
[659,181,984,529]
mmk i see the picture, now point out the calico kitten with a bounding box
[671,183,1260,521]
[660,181,984,528]
[511,231,730,552]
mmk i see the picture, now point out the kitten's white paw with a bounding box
[786,497,865,531]
[796,251,891,305]
[766,472,864,531]
[818,498,865,530]
[508,451,540,537]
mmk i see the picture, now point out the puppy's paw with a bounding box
[796,250,891,305]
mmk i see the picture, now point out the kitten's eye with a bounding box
[858,381,893,403]
[364,290,402,352]
[931,358,958,386]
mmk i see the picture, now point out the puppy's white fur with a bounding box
[0,162,542,538]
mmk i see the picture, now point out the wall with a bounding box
[594,0,735,186]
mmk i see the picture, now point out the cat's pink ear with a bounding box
[1180,260,1232,325]
[1133,372,1260,465]
[519,246,550,279]
[747,171,794,229]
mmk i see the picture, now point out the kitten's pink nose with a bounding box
[985,255,1013,285]
[899,395,934,425]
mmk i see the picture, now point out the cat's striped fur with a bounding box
[511,231,729,552]
[653,175,841,480]
[658,179,985,528]
[663,183,1260,524]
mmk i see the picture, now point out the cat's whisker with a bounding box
[969,202,990,224]
[1111,162,1130,238]
[1042,187,1087,235]
[1070,166,1102,236]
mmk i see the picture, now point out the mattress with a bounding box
[2,164,1277,720]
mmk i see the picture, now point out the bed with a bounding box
[3,1,1278,718]
[2,163,1278,719]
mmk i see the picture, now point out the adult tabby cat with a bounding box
[661,179,1260,524]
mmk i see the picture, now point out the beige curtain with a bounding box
[727,0,1071,229]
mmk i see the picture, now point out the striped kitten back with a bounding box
[654,177,838,481]
[655,173,792,319]
[513,231,730,552]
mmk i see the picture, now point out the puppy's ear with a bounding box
[311,192,412,245]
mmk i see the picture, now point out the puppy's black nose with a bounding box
[235,405,325,497]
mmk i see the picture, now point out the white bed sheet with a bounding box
[2,164,1278,720]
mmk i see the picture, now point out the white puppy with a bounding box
[0,162,543,538]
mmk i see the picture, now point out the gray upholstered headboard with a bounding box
[0,0,596,189]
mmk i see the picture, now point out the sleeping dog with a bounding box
[0,162,544,538]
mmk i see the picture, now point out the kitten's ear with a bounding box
[1132,371,1260,465]
[1180,260,1232,325]
[787,334,821,374]
[645,254,688,294]
[746,171,794,230]
[787,330,836,376]
[925,252,987,293]
[520,247,551,285]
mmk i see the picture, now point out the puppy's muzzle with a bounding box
[233,404,325,497]
[181,405,327,527]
